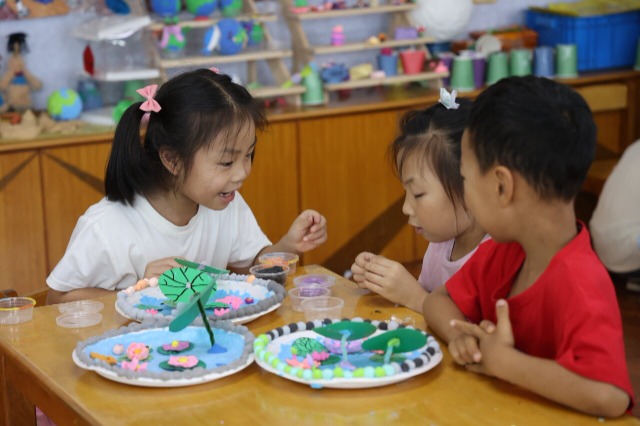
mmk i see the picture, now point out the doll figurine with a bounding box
[0,33,42,112]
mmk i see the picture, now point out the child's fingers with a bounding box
[479,320,496,334]
[450,319,483,339]
[449,335,481,365]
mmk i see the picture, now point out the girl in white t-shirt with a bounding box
[47,69,327,304]
[351,89,487,312]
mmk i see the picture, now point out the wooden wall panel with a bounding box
[241,122,299,245]
[0,152,47,296]
[298,109,414,273]
[41,143,112,272]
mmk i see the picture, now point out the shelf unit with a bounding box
[151,1,304,104]
[279,1,446,93]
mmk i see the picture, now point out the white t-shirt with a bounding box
[590,140,640,273]
[47,193,271,292]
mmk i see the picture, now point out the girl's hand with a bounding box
[358,254,426,311]
[285,210,327,253]
[351,252,375,288]
[143,257,181,279]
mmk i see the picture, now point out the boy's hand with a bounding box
[351,252,374,288]
[450,299,515,377]
[286,210,327,253]
[144,257,181,279]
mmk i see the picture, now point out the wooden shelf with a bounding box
[294,4,416,20]
[160,49,293,68]
[323,70,448,91]
[250,85,306,98]
[311,36,435,55]
[148,12,277,31]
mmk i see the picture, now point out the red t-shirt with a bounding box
[446,223,635,406]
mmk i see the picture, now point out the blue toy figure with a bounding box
[47,88,83,121]
[150,0,181,17]
[202,25,221,55]
[185,0,217,18]
[217,19,247,55]
[220,0,242,17]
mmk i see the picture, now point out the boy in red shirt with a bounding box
[423,76,634,417]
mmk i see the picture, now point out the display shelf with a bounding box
[279,0,445,95]
[148,12,277,31]
[310,36,435,55]
[153,0,303,104]
[323,70,447,91]
[159,49,293,68]
[250,85,306,97]
[93,67,161,82]
[294,4,416,20]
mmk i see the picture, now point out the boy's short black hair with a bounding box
[467,76,596,201]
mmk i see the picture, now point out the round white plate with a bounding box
[115,300,282,326]
[254,319,442,389]
[73,350,254,388]
[115,275,285,325]
[72,320,255,388]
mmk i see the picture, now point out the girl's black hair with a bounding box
[105,69,269,205]
[467,76,595,201]
[7,33,28,54]
[390,97,473,209]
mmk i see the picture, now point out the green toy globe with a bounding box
[47,89,83,121]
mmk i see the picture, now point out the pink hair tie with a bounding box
[137,84,161,113]
[209,67,220,74]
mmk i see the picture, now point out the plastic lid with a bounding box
[59,300,104,314]
[56,312,103,328]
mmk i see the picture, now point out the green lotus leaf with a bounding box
[159,266,215,303]
[314,321,377,341]
[361,329,427,353]
[291,337,328,357]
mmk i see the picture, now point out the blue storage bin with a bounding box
[525,9,640,71]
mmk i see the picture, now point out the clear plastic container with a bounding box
[288,286,331,312]
[59,300,104,314]
[293,274,336,289]
[0,297,36,325]
[258,252,299,275]
[56,312,103,328]
[249,264,290,285]
[301,296,344,321]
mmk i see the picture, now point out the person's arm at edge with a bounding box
[422,285,467,343]
[492,348,630,417]
[46,287,114,305]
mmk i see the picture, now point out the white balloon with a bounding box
[409,0,473,41]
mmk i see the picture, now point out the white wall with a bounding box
[0,0,576,110]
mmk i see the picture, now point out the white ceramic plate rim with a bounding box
[72,350,254,388]
[255,329,443,389]
[115,300,282,325]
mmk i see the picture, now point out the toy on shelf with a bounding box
[301,62,325,105]
[47,88,83,121]
[184,0,217,19]
[159,17,187,57]
[330,25,345,46]
[0,33,42,112]
[280,0,446,97]
[154,0,305,105]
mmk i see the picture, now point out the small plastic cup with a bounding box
[293,274,336,289]
[56,312,103,328]
[288,287,331,312]
[58,300,104,314]
[301,296,344,321]
[0,297,36,325]
[258,252,299,275]
[249,263,290,285]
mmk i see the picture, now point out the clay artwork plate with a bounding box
[116,274,285,325]
[254,318,442,389]
[73,318,254,387]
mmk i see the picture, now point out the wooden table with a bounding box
[1,265,638,425]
